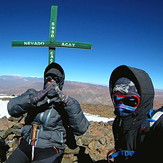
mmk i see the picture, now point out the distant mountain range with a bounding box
[0,75,163,107]
[0,75,43,95]
[0,75,110,105]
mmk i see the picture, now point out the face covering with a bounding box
[44,82,58,98]
[44,74,63,98]
[113,94,140,117]
[115,104,136,116]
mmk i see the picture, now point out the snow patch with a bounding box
[84,113,114,122]
[0,100,10,118]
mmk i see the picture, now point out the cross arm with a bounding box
[54,41,92,49]
[12,41,92,49]
[12,41,49,47]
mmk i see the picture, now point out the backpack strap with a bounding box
[146,109,163,127]
[149,111,163,127]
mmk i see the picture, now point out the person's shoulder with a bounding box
[25,88,38,94]
[68,96,80,103]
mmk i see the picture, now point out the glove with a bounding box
[51,81,69,104]
[30,84,53,104]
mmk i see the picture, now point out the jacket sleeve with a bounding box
[64,97,89,136]
[7,89,37,117]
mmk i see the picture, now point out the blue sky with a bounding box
[0,0,163,89]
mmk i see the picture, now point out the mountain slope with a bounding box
[0,75,163,107]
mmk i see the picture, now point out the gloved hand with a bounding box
[51,81,69,104]
[30,84,53,104]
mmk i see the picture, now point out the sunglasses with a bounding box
[45,75,61,83]
[112,94,141,108]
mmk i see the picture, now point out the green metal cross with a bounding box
[12,6,92,64]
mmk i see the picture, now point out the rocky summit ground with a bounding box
[81,104,115,118]
[0,104,115,163]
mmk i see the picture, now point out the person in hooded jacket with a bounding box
[7,62,89,163]
[108,65,163,163]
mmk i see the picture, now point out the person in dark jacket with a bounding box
[108,65,163,163]
[7,62,89,163]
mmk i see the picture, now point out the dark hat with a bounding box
[113,77,140,96]
[44,62,64,78]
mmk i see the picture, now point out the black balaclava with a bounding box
[44,62,65,98]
